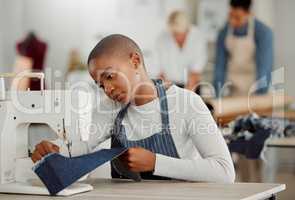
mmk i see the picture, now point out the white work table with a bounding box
[267,137,295,148]
[0,179,286,200]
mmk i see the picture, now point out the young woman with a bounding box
[32,34,235,183]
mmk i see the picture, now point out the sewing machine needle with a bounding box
[67,142,72,158]
[62,118,72,158]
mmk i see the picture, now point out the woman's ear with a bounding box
[129,52,141,69]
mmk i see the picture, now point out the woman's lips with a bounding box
[112,93,125,102]
[116,94,125,102]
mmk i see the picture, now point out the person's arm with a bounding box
[186,72,201,91]
[186,31,207,91]
[213,28,228,98]
[255,23,273,94]
[153,95,235,183]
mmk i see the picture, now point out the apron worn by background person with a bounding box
[226,18,263,182]
[111,79,179,180]
[226,18,256,96]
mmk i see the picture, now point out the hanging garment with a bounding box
[16,33,47,90]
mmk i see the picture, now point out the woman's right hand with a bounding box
[31,140,60,163]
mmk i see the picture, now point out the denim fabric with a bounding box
[228,113,295,159]
[111,79,179,180]
[33,147,127,195]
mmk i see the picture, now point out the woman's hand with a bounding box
[31,140,60,163]
[119,147,156,172]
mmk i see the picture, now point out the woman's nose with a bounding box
[104,83,114,95]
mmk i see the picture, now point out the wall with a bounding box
[274,0,295,97]
[0,0,4,70]
[1,0,294,96]
[0,0,188,88]
[253,0,275,28]
[0,0,24,73]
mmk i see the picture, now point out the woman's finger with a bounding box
[36,144,46,156]
[31,151,42,163]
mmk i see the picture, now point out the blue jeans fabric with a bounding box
[111,79,180,180]
[228,113,295,159]
[33,147,127,195]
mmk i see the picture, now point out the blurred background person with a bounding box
[212,0,274,184]
[213,0,273,97]
[65,49,95,89]
[155,10,207,94]
[13,32,47,90]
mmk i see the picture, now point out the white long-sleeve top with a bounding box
[70,85,235,183]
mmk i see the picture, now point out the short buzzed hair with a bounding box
[87,34,145,66]
[230,0,252,11]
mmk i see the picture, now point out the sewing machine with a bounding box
[0,73,94,196]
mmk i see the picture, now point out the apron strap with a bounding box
[152,79,170,133]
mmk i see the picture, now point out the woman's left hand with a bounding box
[119,147,156,172]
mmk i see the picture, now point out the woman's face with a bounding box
[89,55,139,104]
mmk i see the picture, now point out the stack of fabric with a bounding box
[227,113,295,159]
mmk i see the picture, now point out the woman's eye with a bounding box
[106,74,113,80]
[95,81,104,89]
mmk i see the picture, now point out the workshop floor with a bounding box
[235,148,295,200]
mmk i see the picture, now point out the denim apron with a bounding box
[111,79,179,180]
